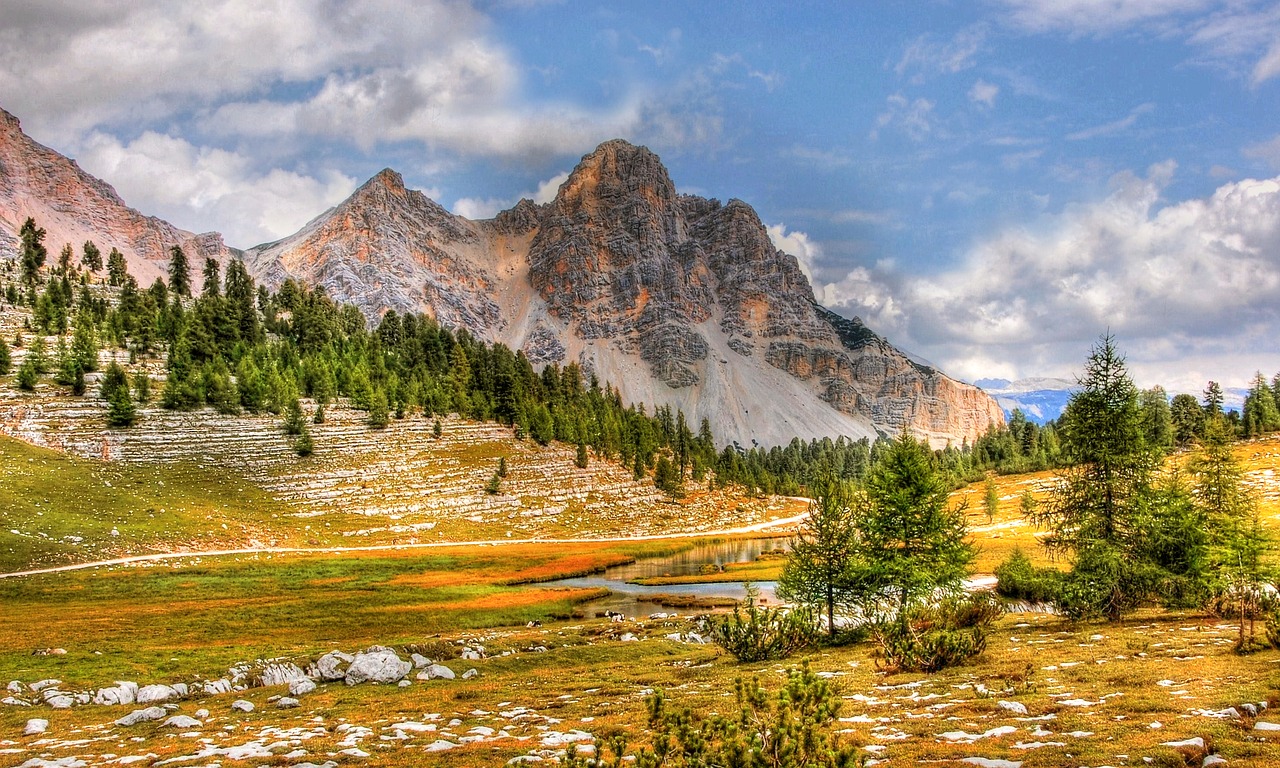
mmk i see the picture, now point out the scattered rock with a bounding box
[997,700,1028,716]
[463,668,478,680]
[344,647,412,686]
[398,680,411,688]
[410,653,431,669]
[93,681,138,706]
[115,706,167,726]
[231,700,254,713]
[163,715,202,729]
[135,684,180,704]
[277,697,300,709]
[23,718,49,735]
[29,679,61,692]
[253,662,309,688]
[315,651,354,681]
[289,678,317,696]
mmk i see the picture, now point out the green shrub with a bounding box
[994,548,1064,605]
[562,661,861,768]
[711,584,816,662]
[873,593,996,673]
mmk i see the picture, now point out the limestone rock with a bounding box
[252,662,309,688]
[289,679,317,696]
[231,700,254,713]
[135,684,180,704]
[315,651,354,681]
[114,706,167,726]
[277,697,300,709]
[23,718,48,735]
[94,682,138,706]
[163,715,202,729]
[344,647,412,686]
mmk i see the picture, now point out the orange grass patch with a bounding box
[367,587,604,614]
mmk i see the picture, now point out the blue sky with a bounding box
[2,0,1279,392]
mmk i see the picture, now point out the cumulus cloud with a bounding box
[766,223,823,289]
[0,0,722,160]
[451,169,570,219]
[818,163,1280,386]
[74,131,356,248]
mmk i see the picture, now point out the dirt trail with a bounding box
[0,513,808,579]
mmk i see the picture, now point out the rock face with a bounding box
[0,102,1002,446]
[247,139,1002,445]
[0,107,235,285]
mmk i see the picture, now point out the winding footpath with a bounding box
[0,512,809,580]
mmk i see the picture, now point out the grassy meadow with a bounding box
[5,424,1280,766]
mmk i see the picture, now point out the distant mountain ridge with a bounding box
[976,377,1076,424]
[0,105,1004,447]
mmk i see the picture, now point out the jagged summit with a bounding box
[0,111,1003,447]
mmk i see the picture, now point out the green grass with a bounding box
[0,434,315,573]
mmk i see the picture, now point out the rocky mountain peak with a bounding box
[0,104,234,283]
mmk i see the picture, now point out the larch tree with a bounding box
[777,479,862,637]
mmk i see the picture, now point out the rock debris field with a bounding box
[0,384,802,556]
[4,612,1280,767]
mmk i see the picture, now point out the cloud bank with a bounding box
[815,164,1280,389]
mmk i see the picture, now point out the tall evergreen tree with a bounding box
[168,245,192,298]
[1032,334,1161,620]
[0,335,10,376]
[851,431,974,622]
[106,248,129,287]
[19,217,47,287]
[81,241,103,272]
[202,257,221,298]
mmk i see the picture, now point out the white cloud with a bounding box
[1244,133,1280,170]
[532,171,570,204]
[74,131,356,248]
[969,79,1000,108]
[994,0,1212,35]
[766,223,822,291]
[872,94,936,141]
[895,26,987,81]
[995,0,1280,85]
[818,163,1280,385]
[450,169,569,219]
[1065,102,1155,140]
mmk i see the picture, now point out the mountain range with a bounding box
[0,105,1003,447]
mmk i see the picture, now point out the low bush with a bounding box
[873,593,997,673]
[562,661,861,768]
[994,548,1064,605]
[710,584,816,662]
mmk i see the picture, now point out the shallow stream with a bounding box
[541,536,788,618]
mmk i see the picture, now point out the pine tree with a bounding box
[777,479,861,638]
[368,389,390,429]
[983,475,999,523]
[0,336,10,376]
[1191,416,1266,648]
[168,245,191,298]
[485,470,502,494]
[106,383,138,427]
[82,241,103,272]
[1031,334,1160,620]
[283,397,306,435]
[576,440,589,469]
[106,248,129,287]
[852,430,974,622]
[19,217,47,288]
[497,456,508,478]
[133,370,151,403]
[201,258,221,297]
[16,355,38,390]
[294,424,314,457]
[433,418,443,439]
